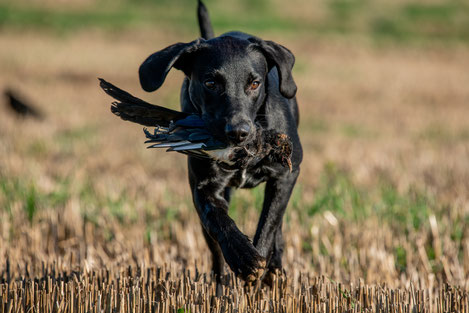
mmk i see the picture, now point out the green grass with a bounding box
[321,0,469,43]
[0,177,70,223]
[55,126,97,142]
[307,163,367,220]
[1,0,468,45]
[229,185,265,222]
[300,118,329,134]
[298,163,468,272]
[1,160,467,275]
[394,245,407,273]
[305,162,437,231]
[418,124,469,145]
[0,1,300,35]
[0,162,446,232]
[0,3,138,32]
[341,124,376,138]
[0,161,459,233]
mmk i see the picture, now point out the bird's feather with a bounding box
[100,78,189,127]
[100,79,293,170]
[172,115,205,128]
[147,141,192,148]
[170,142,206,151]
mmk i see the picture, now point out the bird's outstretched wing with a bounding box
[99,78,188,127]
[99,79,293,169]
[100,78,227,157]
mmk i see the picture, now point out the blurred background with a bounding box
[0,0,468,289]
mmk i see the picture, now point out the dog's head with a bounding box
[139,35,296,146]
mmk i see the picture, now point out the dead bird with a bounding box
[100,78,292,170]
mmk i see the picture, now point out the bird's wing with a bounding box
[99,79,230,159]
[99,78,189,127]
[144,126,227,158]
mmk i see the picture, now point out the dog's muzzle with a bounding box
[225,122,251,144]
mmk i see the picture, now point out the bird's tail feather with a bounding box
[99,78,189,127]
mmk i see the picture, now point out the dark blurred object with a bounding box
[4,89,44,120]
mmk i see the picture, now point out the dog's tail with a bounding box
[197,0,214,39]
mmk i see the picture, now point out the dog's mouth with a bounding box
[228,131,257,148]
[203,119,257,148]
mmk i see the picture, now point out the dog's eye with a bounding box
[204,81,216,90]
[250,81,260,90]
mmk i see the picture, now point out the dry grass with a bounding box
[1,1,469,311]
[2,265,468,312]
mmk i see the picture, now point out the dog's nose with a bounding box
[225,123,251,144]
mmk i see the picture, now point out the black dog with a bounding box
[139,0,302,289]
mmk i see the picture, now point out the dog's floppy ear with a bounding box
[139,39,205,92]
[249,37,297,99]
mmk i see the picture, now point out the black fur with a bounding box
[197,0,214,40]
[139,1,302,292]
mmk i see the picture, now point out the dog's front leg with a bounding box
[253,169,300,277]
[188,157,266,283]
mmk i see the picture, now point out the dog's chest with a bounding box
[226,164,274,189]
[227,169,248,187]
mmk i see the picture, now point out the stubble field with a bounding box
[0,0,468,311]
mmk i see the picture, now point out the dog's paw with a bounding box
[262,267,286,288]
[220,231,266,282]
